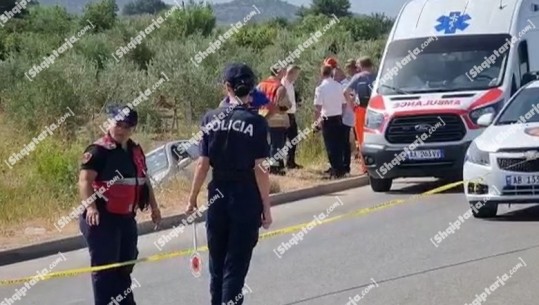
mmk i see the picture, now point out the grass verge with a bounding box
[0,116,363,250]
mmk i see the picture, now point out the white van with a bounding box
[362,0,539,192]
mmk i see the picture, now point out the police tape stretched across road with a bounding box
[153,188,224,251]
[0,177,466,286]
[273,197,344,259]
[1,252,66,305]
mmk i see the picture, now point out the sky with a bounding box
[167,0,410,17]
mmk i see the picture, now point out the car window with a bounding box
[145,147,168,176]
[171,143,189,161]
[496,87,539,125]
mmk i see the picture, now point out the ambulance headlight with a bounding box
[470,104,497,125]
[365,109,384,129]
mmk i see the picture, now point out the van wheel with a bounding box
[370,176,392,192]
[470,202,497,218]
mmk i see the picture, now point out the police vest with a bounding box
[92,135,148,215]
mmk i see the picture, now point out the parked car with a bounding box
[464,79,539,218]
[145,140,199,187]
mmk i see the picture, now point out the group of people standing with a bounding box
[218,57,376,179]
[255,65,303,175]
[314,56,376,179]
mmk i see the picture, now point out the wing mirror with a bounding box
[477,113,494,127]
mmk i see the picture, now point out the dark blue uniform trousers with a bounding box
[80,211,139,305]
[322,115,346,174]
[206,180,262,305]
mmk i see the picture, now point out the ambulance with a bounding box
[362,0,539,192]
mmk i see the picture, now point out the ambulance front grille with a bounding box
[385,114,466,144]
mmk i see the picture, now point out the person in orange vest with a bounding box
[257,66,292,175]
[79,106,161,305]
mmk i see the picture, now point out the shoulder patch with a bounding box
[81,152,92,164]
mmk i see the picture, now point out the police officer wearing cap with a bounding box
[185,63,272,305]
[79,106,162,305]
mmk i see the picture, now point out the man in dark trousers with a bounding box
[282,65,303,169]
[314,65,347,179]
[185,63,273,305]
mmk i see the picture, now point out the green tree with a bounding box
[160,0,215,39]
[342,14,394,41]
[81,0,118,32]
[267,17,289,28]
[123,0,168,15]
[233,24,277,52]
[26,6,73,35]
[302,0,351,18]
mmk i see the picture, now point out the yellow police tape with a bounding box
[0,180,464,286]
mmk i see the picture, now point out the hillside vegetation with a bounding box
[0,0,393,231]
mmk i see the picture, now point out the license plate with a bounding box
[406,149,444,160]
[505,175,539,186]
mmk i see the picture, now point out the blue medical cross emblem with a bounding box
[435,12,471,34]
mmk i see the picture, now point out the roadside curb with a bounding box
[0,175,369,266]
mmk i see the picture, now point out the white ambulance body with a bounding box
[362,0,539,192]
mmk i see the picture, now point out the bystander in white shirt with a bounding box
[314,78,346,117]
[282,78,296,114]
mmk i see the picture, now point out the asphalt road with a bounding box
[1,178,539,305]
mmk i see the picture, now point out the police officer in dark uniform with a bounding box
[79,106,162,305]
[185,63,272,305]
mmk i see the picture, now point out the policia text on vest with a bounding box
[178,105,251,154]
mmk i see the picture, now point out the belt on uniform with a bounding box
[213,170,255,181]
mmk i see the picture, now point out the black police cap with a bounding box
[108,105,138,127]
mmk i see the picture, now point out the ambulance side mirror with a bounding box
[477,113,494,127]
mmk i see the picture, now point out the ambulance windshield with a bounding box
[377,34,512,95]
